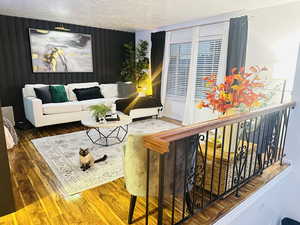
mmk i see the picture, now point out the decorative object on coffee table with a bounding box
[89,104,111,123]
[81,114,132,146]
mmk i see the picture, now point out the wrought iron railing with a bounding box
[143,102,295,225]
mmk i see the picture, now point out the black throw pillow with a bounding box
[34,86,52,104]
[73,86,104,101]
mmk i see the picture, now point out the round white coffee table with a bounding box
[81,114,132,146]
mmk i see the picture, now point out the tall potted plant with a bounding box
[120,42,136,83]
[120,40,150,96]
[135,40,150,86]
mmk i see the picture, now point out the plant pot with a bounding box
[117,82,137,98]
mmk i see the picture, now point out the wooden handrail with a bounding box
[144,101,296,154]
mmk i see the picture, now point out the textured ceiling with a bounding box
[0,0,298,31]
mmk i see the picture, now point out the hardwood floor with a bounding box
[0,121,288,225]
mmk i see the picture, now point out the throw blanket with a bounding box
[116,96,162,115]
[3,117,18,149]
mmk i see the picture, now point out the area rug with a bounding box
[31,119,179,196]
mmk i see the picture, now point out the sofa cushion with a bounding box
[49,85,69,103]
[100,83,118,98]
[73,86,104,101]
[80,98,115,111]
[43,102,82,115]
[34,86,52,104]
[24,84,48,98]
[23,84,69,98]
[67,82,99,101]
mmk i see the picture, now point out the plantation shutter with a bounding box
[166,43,192,98]
[195,37,223,99]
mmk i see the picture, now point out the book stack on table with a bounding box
[105,114,120,121]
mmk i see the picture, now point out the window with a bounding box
[161,23,228,123]
[195,38,222,99]
[166,42,192,98]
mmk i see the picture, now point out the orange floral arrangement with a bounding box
[197,66,268,113]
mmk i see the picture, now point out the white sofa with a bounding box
[23,82,162,127]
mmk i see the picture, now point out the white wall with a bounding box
[246,2,300,94]
[135,30,151,58]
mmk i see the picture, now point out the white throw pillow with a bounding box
[67,82,99,101]
[100,83,118,98]
[23,84,48,98]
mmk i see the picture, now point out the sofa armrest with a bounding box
[23,97,43,127]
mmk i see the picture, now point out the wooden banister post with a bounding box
[0,102,15,217]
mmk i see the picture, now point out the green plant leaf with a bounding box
[120,40,149,84]
[88,104,111,117]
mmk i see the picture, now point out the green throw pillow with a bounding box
[49,85,68,103]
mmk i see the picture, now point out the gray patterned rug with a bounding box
[31,119,179,196]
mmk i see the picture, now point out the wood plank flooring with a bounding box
[0,120,288,225]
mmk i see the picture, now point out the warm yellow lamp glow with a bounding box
[137,74,153,96]
[124,95,140,114]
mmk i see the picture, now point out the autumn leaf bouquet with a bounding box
[197,66,269,114]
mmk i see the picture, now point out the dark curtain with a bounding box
[226,16,248,75]
[151,31,166,101]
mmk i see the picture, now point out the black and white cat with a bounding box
[79,148,107,171]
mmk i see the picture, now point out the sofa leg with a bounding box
[128,195,137,224]
[33,127,39,135]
